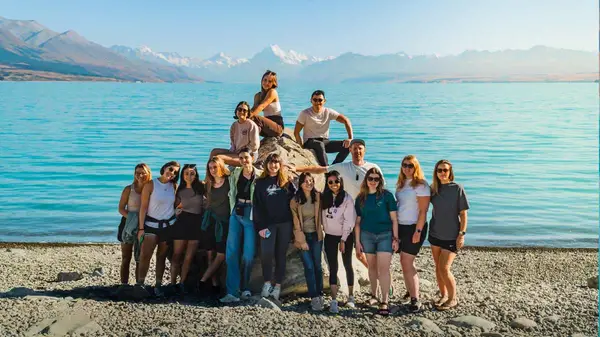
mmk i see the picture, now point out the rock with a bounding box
[30,312,92,337]
[482,333,503,337]
[56,272,83,282]
[587,275,598,288]
[447,330,462,337]
[92,267,104,277]
[543,315,561,323]
[406,317,443,334]
[6,287,35,297]
[449,316,496,332]
[510,317,537,330]
[25,318,56,337]
[72,321,103,335]
[256,297,282,311]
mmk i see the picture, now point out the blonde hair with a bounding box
[357,167,385,207]
[132,163,152,188]
[260,153,289,188]
[431,159,455,196]
[396,155,426,190]
[205,157,230,205]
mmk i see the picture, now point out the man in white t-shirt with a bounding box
[295,139,384,199]
[294,90,354,167]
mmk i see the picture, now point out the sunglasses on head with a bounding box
[367,176,381,182]
[437,168,450,173]
[327,179,340,185]
[402,163,415,169]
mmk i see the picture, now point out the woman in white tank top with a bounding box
[117,163,151,285]
[137,161,180,294]
[249,70,285,138]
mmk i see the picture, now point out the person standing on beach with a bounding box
[394,155,430,311]
[249,70,284,138]
[210,101,260,166]
[137,161,180,296]
[428,159,470,311]
[321,170,357,313]
[290,172,324,311]
[293,90,353,166]
[220,148,263,303]
[354,167,399,316]
[117,163,152,285]
[170,164,206,291]
[198,157,231,296]
[253,153,296,301]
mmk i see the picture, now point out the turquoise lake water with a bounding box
[0,82,597,247]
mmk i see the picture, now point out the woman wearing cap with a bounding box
[429,159,470,311]
[249,70,284,138]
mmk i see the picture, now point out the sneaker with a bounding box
[154,285,165,298]
[346,295,356,308]
[271,285,281,301]
[178,283,186,294]
[402,291,411,303]
[409,297,421,312]
[219,294,240,303]
[319,296,325,310]
[241,290,252,300]
[311,297,321,311]
[261,283,272,298]
[329,299,339,314]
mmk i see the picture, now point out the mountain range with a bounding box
[0,16,597,83]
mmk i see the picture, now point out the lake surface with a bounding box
[0,82,597,247]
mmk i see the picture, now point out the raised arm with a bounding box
[118,186,131,218]
[293,121,305,147]
[335,114,354,147]
[250,90,277,118]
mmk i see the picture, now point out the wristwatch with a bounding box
[416,229,422,233]
[459,231,466,236]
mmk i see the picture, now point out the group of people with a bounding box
[117,70,470,316]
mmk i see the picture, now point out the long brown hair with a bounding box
[396,155,426,190]
[132,163,152,189]
[259,70,278,101]
[431,159,455,196]
[205,156,230,205]
[260,153,289,188]
[357,167,385,207]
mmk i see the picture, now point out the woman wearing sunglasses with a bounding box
[209,101,260,166]
[354,167,399,316]
[395,155,430,311]
[254,153,296,301]
[321,170,357,313]
[249,70,284,138]
[429,159,470,311]
[170,163,206,291]
[137,161,180,295]
[117,163,152,285]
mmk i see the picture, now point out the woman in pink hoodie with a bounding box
[321,170,357,313]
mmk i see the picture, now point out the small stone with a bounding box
[420,279,433,288]
[92,267,104,277]
[510,317,537,330]
[448,330,462,337]
[571,334,588,337]
[6,287,35,297]
[257,297,282,311]
[406,317,443,334]
[449,315,496,332]
[73,321,103,335]
[482,333,503,337]
[543,315,561,323]
[587,276,598,289]
[56,272,83,282]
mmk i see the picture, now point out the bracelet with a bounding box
[138,228,145,231]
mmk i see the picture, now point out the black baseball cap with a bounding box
[350,139,366,147]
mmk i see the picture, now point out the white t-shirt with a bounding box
[395,179,430,225]
[297,107,340,143]
[328,161,384,200]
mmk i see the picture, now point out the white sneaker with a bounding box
[311,297,321,311]
[261,283,272,298]
[346,296,356,308]
[271,285,281,301]
[319,296,325,310]
[329,299,339,313]
[219,294,240,303]
[241,290,252,300]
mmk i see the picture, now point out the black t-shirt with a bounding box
[236,171,253,200]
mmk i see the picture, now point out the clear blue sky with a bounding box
[1,0,597,59]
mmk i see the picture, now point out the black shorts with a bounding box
[428,235,458,253]
[397,223,428,256]
[117,216,126,242]
[199,222,228,254]
[143,224,174,242]
[171,211,203,241]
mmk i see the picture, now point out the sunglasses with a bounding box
[236,107,249,113]
[437,168,450,173]
[184,171,196,176]
[367,176,381,182]
[135,171,147,176]
[402,163,415,169]
[168,167,179,175]
[327,179,340,185]
[312,98,324,103]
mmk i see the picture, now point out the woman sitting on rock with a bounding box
[321,170,357,313]
[220,148,263,303]
[354,167,399,316]
[170,164,206,291]
[209,101,260,166]
[290,172,324,311]
[197,157,231,296]
[249,70,284,138]
[137,161,180,296]
[395,155,430,312]
[428,159,470,311]
[117,163,152,285]
[253,153,296,301]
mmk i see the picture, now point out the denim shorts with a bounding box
[360,230,393,254]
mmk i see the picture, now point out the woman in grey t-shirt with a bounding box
[428,159,470,311]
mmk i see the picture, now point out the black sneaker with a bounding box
[409,297,421,312]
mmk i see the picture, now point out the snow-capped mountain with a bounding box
[200,52,249,67]
[110,45,248,69]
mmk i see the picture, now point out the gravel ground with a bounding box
[0,243,597,337]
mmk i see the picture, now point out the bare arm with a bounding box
[293,121,304,147]
[354,216,362,256]
[416,196,430,231]
[118,186,131,218]
[459,210,468,233]
[138,182,153,231]
[250,90,277,117]
[336,114,353,140]
[389,210,399,239]
[294,165,328,174]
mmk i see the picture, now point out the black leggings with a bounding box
[324,233,354,287]
[260,221,293,284]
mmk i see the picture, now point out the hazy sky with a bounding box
[1,0,597,59]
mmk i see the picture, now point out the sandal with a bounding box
[366,295,379,306]
[377,303,390,316]
[433,296,448,306]
[436,298,458,311]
